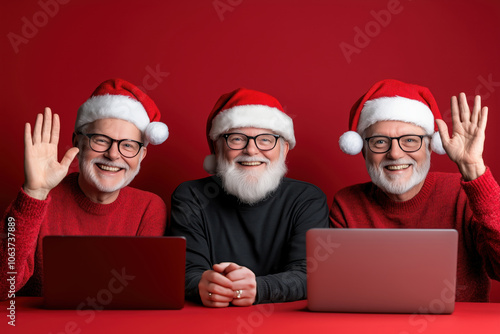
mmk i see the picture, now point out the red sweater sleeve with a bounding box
[0,189,50,299]
[461,168,500,280]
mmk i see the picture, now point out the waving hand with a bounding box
[436,93,488,181]
[23,108,79,200]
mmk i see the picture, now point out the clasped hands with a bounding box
[199,262,257,307]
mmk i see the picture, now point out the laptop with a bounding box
[43,236,186,310]
[306,228,458,314]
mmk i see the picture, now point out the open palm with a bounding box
[23,108,79,200]
[436,93,488,181]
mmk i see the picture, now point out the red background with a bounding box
[1,0,499,301]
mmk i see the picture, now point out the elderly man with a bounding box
[331,79,500,302]
[170,88,329,307]
[0,78,169,298]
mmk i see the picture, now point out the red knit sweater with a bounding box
[0,173,167,298]
[330,168,500,302]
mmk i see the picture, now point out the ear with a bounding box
[213,137,222,156]
[282,140,290,159]
[139,146,147,162]
[72,132,79,147]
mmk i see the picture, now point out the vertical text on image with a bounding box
[6,217,17,327]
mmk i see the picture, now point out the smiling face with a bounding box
[363,121,431,201]
[75,118,147,203]
[215,127,289,204]
[219,127,288,170]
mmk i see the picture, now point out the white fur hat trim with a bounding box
[358,96,435,135]
[75,94,169,145]
[209,104,296,149]
[339,96,446,155]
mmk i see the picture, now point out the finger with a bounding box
[41,107,52,142]
[222,263,241,276]
[208,271,233,289]
[234,288,244,300]
[32,113,43,143]
[450,96,461,131]
[224,267,248,281]
[207,290,233,302]
[51,112,61,144]
[213,262,233,273]
[435,119,450,143]
[458,92,470,123]
[202,290,231,307]
[60,147,79,170]
[203,299,230,308]
[231,289,255,307]
[470,95,481,125]
[24,123,33,148]
[478,106,488,131]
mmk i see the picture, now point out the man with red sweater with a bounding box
[331,79,500,302]
[0,78,170,299]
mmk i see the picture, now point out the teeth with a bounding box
[98,164,120,172]
[387,164,410,170]
[240,161,263,166]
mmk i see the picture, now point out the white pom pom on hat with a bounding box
[203,88,295,174]
[76,78,169,146]
[339,131,364,155]
[339,79,445,155]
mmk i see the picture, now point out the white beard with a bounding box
[216,149,287,205]
[367,150,431,196]
[79,155,141,193]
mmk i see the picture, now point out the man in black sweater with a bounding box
[170,88,329,307]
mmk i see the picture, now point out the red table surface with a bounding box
[1,298,499,334]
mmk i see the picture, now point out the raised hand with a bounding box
[23,107,79,200]
[436,93,488,181]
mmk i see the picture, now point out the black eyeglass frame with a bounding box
[222,133,281,151]
[364,134,429,154]
[77,132,144,158]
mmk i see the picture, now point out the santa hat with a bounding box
[75,78,169,145]
[339,79,445,155]
[203,88,295,174]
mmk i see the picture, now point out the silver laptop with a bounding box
[43,236,186,310]
[306,229,458,313]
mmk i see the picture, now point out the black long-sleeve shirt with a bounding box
[169,176,329,304]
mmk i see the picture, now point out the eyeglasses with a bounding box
[365,135,428,154]
[78,133,144,158]
[222,133,280,151]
